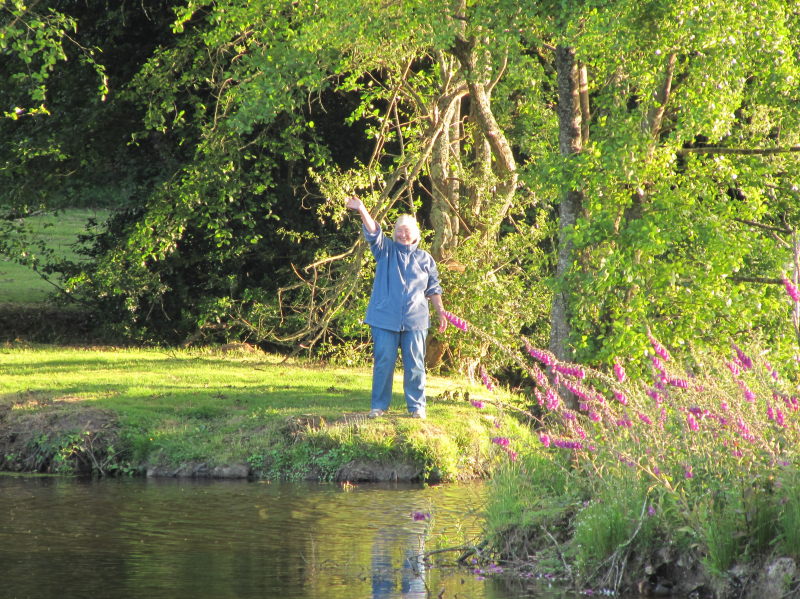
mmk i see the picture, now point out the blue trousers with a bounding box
[370,326,427,413]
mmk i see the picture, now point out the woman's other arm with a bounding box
[428,294,448,333]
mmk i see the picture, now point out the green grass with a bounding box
[0,208,108,304]
[0,345,533,480]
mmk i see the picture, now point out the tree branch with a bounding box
[733,218,792,235]
[677,145,800,156]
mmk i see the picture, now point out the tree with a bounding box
[39,0,800,374]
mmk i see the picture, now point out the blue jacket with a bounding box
[363,224,443,331]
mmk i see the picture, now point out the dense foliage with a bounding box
[2,0,800,370]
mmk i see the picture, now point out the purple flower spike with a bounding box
[491,436,510,447]
[553,439,583,450]
[443,311,469,331]
[411,511,431,521]
[614,390,628,405]
[686,413,699,432]
[737,380,756,402]
[648,334,671,361]
[732,344,753,370]
[667,377,689,389]
[479,365,495,391]
[726,360,741,377]
[553,363,586,379]
[545,389,560,410]
[783,275,800,302]
[524,340,555,366]
[539,433,551,447]
[470,399,485,409]
[613,361,626,383]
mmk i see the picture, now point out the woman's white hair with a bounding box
[393,214,420,243]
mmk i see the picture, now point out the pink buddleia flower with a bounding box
[614,390,628,405]
[545,389,560,410]
[686,413,699,432]
[648,334,671,361]
[539,433,551,448]
[613,361,626,383]
[726,359,741,377]
[523,340,555,366]
[737,379,755,402]
[783,274,800,302]
[732,344,753,370]
[765,360,779,381]
[553,363,586,379]
[479,365,495,391]
[443,311,469,331]
[652,356,666,373]
[667,377,689,389]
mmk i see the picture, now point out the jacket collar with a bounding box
[395,239,419,253]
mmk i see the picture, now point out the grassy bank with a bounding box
[0,344,532,481]
[474,337,800,598]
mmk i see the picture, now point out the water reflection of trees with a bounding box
[2,479,486,598]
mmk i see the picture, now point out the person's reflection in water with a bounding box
[371,521,427,598]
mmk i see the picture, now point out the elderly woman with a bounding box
[345,196,448,419]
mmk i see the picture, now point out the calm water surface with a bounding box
[1,476,578,599]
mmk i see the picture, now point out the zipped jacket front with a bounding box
[363,225,442,332]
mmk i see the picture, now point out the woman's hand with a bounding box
[345,196,363,211]
[437,311,448,333]
[429,295,448,332]
[345,195,378,234]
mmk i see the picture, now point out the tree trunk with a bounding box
[451,35,518,238]
[430,64,462,261]
[549,45,585,365]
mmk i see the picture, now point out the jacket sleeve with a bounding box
[425,256,443,297]
[363,223,386,259]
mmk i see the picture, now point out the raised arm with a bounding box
[345,196,378,235]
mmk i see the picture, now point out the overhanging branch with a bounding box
[677,145,800,156]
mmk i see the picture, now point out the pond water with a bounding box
[1,476,581,599]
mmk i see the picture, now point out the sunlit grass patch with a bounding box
[0,208,108,304]
[0,345,531,480]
